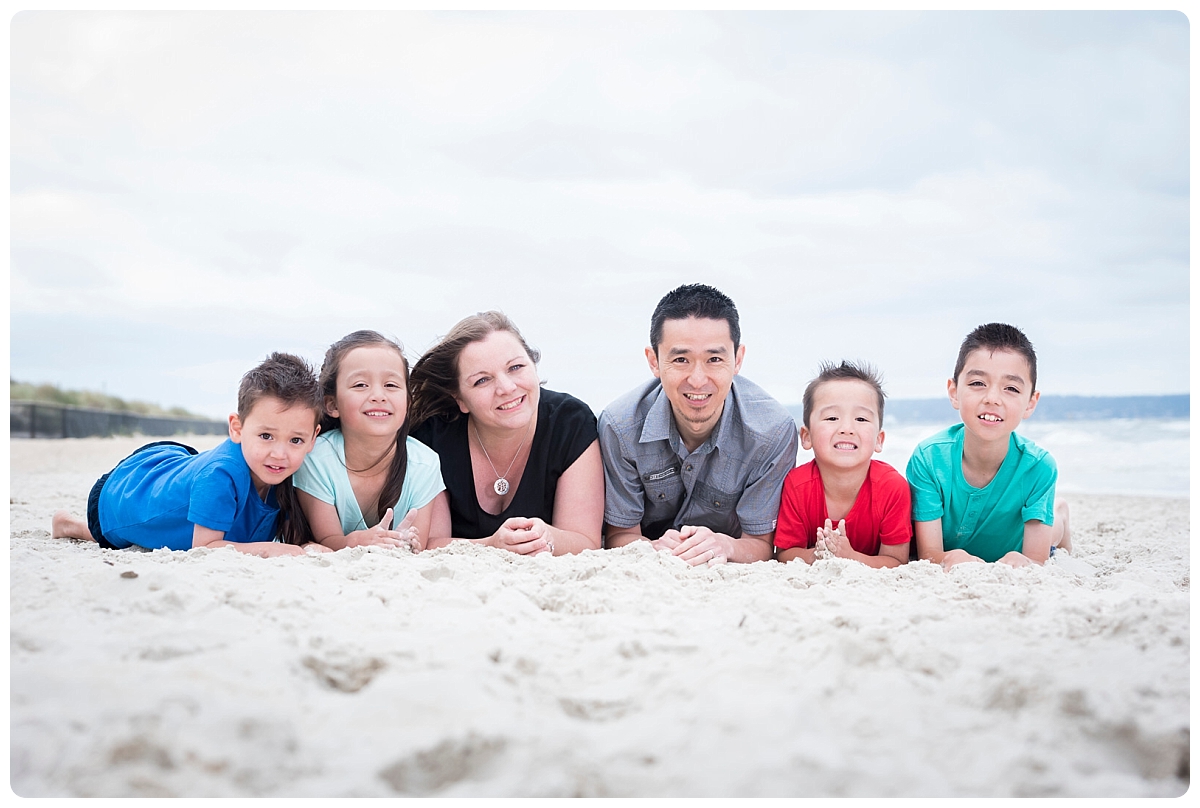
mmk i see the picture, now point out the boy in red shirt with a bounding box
[774,361,911,567]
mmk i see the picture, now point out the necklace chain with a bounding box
[473,414,534,497]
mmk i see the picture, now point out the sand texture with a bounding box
[9,436,1191,797]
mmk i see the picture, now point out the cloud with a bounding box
[9,10,1190,418]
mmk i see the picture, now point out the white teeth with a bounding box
[498,398,523,411]
[684,394,710,400]
[979,414,1002,422]
[834,442,856,450]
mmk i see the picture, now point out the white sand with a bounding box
[9,436,1191,797]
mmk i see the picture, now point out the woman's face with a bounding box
[454,330,539,431]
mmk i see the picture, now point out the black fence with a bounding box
[11,402,227,439]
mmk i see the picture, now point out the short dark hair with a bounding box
[237,352,323,422]
[235,352,322,547]
[650,283,740,353]
[953,323,1038,392]
[801,361,886,428]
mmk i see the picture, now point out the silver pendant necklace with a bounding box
[473,414,534,497]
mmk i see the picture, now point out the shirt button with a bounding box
[685,464,693,471]
[658,493,666,500]
[714,500,721,507]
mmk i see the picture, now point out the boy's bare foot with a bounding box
[51,510,95,541]
[1053,499,1072,553]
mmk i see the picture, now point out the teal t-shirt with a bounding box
[293,430,446,534]
[907,423,1057,563]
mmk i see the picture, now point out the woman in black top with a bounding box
[409,311,603,555]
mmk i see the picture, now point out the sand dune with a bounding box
[9,436,1190,797]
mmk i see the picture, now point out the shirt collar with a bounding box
[639,380,737,456]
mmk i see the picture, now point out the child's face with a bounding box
[800,379,884,471]
[229,396,321,494]
[326,345,409,438]
[949,347,1039,443]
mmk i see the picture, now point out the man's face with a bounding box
[646,316,745,450]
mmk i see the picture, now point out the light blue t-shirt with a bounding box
[907,423,1057,563]
[293,430,446,535]
[99,439,279,551]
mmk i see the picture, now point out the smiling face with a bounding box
[326,344,410,439]
[646,316,745,451]
[949,347,1040,445]
[454,330,540,432]
[800,379,885,471]
[229,395,320,496]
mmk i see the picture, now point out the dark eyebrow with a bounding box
[667,345,728,357]
[965,369,1027,385]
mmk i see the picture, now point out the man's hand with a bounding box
[671,525,730,567]
[650,529,684,553]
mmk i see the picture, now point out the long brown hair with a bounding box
[409,311,541,430]
[319,330,411,527]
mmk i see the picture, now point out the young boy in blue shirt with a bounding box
[907,323,1071,570]
[51,352,328,557]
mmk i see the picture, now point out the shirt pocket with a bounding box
[688,478,741,537]
[642,463,684,527]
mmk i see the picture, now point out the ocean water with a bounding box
[798,418,1190,499]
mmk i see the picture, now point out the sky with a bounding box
[9,10,1191,420]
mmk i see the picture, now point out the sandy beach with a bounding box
[9,435,1190,797]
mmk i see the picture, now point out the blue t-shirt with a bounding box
[907,423,1057,562]
[292,430,446,534]
[98,439,279,551]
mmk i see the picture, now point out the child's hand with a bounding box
[348,508,419,551]
[816,519,849,559]
[393,508,420,554]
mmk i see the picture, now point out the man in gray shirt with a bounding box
[599,284,798,566]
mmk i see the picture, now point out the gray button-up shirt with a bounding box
[598,375,798,540]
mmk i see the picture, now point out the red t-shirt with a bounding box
[773,460,912,555]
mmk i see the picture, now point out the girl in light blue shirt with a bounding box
[294,331,445,551]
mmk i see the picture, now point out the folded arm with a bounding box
[190,524,322,557]
[426,440,604,556]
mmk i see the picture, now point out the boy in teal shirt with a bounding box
[907,323,1071,569]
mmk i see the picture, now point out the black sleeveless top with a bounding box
[411,388,598,539]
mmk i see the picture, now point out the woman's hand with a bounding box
[486,517,554,555]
